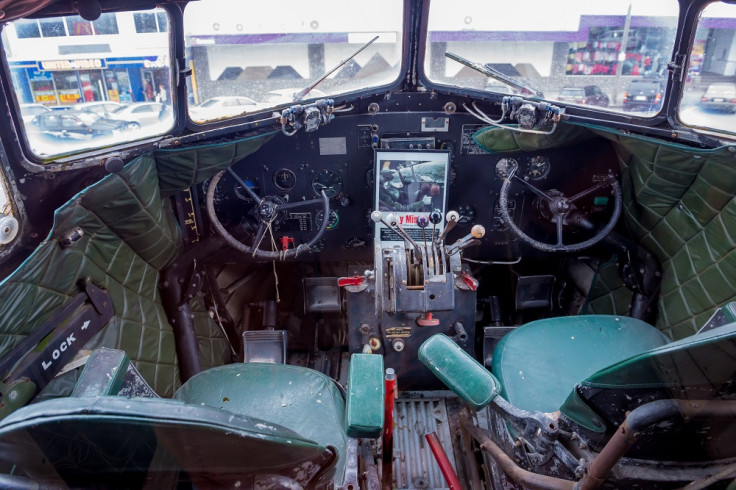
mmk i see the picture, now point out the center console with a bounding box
[344,149,482,389]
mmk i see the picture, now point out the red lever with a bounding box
[338,275,365,287]
[460,271,478,291]
[417,312,440,327]
[280,236,294,251]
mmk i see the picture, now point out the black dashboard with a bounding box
[200,109,619,262]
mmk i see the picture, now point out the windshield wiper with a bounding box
[293,35,380,103]
[445,51,544,98]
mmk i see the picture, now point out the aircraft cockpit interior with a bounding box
[0,0,734,488]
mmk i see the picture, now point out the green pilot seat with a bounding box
[421,315,736,461]
[0,352,384,488]
[491,314,670,415]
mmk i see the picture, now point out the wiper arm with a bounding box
[445,51,544,98]
[293,35,379,103]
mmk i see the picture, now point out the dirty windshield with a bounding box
[183,0,404,123]
[424,0,679,116]
[1,8,174,159]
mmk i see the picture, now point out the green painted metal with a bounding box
[419,334,500,410]
[345,353,384,438]
[491,315,668,413]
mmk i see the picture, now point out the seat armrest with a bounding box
[419,334,500,410]
[345,354,384,438]
[72,348,130,397]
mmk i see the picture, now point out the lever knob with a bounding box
[385,213,398,226]
[417,216,429,229]
[446,210,459,223]
[471,224,486,239]
[370,210,382,223]
[429,209,442,225]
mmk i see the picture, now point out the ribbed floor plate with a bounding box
[393,396,456,489]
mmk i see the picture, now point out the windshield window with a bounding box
[424,0,679,116]
[679,2,736,135]
[183,0,403,123]
[1,8,174,160]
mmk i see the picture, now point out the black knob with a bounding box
[429,209,442,225]
[417,216,429,229]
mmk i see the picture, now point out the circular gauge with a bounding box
[495,158,519,179]
[311,169,343,198]
[273,168,297,191]
[526,156,551,180]
[203,178,227,203]
[233,178,259,201]
[315,210,339,230]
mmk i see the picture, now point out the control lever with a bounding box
[417,216,429,254]
[371,211,423,260]
[447,224,486,256]
[429,209,442,242]
[436,210,460,244]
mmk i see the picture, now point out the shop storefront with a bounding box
[9,56,168,106]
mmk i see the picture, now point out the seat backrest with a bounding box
[561,322,736,461]
[0,396,335,488]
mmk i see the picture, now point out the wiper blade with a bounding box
[445,51,544,98]
[293,35,379,103]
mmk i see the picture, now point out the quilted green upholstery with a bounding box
[491,315,669,413]
[475,124,736,339]
[0,133,274,396]
[583,258,632,316]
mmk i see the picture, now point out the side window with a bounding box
[14,20,40,39]
[39,19,65,37]
[61,115,83,128]
[45,115,60,129]
[93,14,119,35]
[1,8,175,161]
[679,2,736,134]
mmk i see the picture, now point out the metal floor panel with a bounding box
[393,396,456,489]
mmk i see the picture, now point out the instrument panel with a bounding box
[201,110,618,261]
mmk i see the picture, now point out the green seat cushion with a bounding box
[491,315,669,413]
[0,396,333,488]
[174,363,347,483]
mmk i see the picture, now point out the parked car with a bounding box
[622,78,664,112]
[69,101,127,117]
[699,83,736,113]
[19,103,52,124]
[557,85,609,107]
[29,111,138,139]
[108,102,172,126]
[189,96,264,121]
